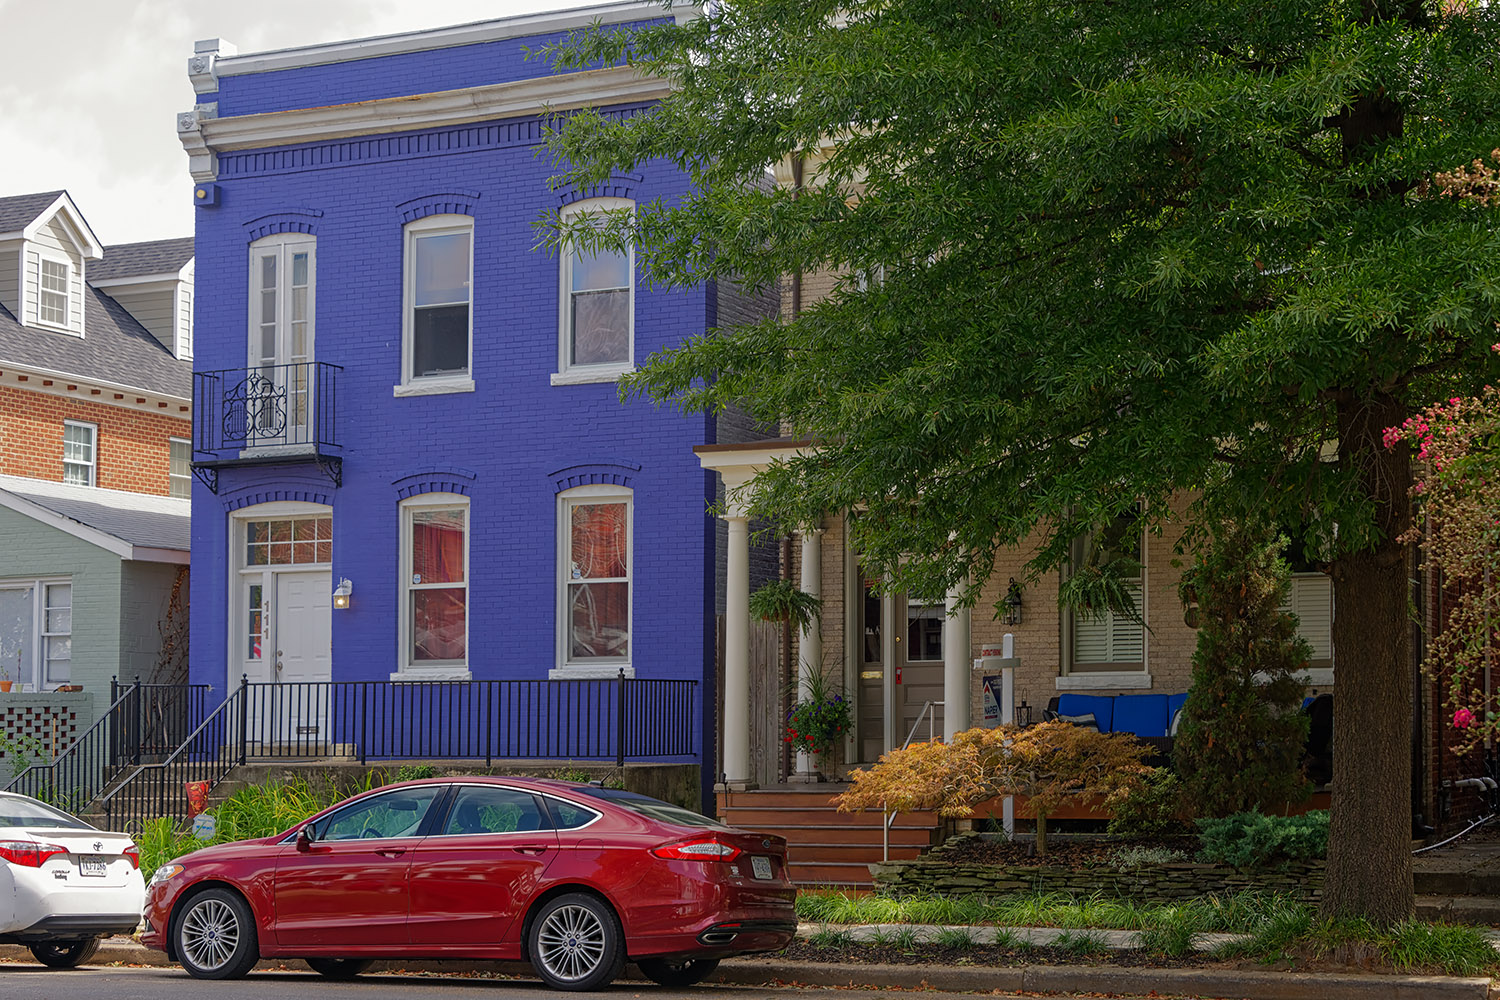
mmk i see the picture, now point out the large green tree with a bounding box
[545,0,1500,923]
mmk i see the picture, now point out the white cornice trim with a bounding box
[199,65,669,155]
[0,361,191,412]
[212,2,694,78]
[89,274,184,293]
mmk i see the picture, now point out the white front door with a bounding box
[274,571,332,686]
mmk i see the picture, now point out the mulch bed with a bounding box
[935,835,1198,870]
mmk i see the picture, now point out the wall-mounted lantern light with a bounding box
[1003,577,1023,625]
[333,578,353,610]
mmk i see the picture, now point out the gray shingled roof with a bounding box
[0,287,190,398]
[0,475,190,554]
[90,238,195,282]
[0,190,64,234]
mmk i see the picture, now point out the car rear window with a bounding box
[575,788,729,829]
[0,794,96,831]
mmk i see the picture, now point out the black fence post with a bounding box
[131,676,143,765]
[616,668,627,768]
[237,675,249,766]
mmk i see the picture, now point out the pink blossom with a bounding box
[1455,708,1475,729]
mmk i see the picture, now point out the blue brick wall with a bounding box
[190,39,726,789]
[215,19,668,118]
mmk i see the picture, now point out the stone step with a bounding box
[1414,869,1500,897]
[1416,894,1500,924]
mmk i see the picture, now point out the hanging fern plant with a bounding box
[748,580,823,633]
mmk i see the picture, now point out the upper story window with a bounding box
[399,494,469,674]
[554,198,634,385]
[1066,510,1145,673]
[400,215,473,393]
[169,438,191,498]
[558,485,632,675]
[62,421,97,486]
[39,259,70,327]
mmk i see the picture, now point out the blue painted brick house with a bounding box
[175,3,771,797]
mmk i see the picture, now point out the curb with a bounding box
[716,959,1492,999]
[1,937,1490,999]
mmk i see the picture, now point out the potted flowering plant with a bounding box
[784,666,852,776]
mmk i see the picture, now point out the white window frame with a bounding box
[397,493,471,680]
[169,437,192,498]
[396,214,475,396]
[552,198,635,386]
[1281,572,1335,684]
[38,255,71,330]
[62,420,97,486]
[246,234,317,450]
[0,577,72,692]
[1059,513,1150,689]
[554,484,634,678]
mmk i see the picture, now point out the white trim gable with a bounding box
[0,485,189,564]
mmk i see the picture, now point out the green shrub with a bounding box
[395,764,437,781]
[1109,845,1189,870]
[1197,810,1329,868]
[1107,767,1190,840]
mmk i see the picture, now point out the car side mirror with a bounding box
[296,825,316,852]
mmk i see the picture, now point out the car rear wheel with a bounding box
[637,956,720,987]
[528,892,624,991]
[28,937,101,968]
[174,887,259,980]
[306,958,375,980]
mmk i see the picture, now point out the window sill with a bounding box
[394,377,475,397]
[390,667,472,681]
[1055,672,1153,691]
[548,665,635,680]
[550,365,633,386]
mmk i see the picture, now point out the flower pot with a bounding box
[0,681,12,692]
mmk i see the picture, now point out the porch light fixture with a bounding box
[333,578,353,610]
[1003,578,1023,625]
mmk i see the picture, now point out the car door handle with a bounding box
[375,848,406,858]
[513,846,548,856]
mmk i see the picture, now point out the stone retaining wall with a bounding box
[870,836,1324,902]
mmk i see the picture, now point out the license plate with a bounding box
[751,856,773,880]
[79,857,107,877]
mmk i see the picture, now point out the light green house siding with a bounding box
[0,504,182,731]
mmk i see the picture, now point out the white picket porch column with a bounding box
[943,582,972,742]
[722,514,752,788]
[794,525,823,777]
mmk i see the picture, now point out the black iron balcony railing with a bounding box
[193,362,342,491]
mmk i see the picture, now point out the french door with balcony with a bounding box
[247,235,316,446]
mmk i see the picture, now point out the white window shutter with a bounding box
[1073,582,1143,665]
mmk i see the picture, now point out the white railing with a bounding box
[883,700,943,862]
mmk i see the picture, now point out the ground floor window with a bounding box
[0,579,72,690]
[401,494,469,670]
[1066,510,1145,672]
[558,485,631,670]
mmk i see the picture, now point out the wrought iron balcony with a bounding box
[193,362,342,492]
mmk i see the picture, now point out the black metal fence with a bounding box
[95,674,698,827]
[3,680,210,810]
[194,362,341,453]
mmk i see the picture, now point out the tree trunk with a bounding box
[1035,811,1048,856]
[1321,393,1414,925]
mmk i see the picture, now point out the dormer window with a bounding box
[39,258,70,327]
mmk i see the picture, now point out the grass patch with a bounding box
[934,926,978,950]
[1053,930,1111,957]
[1212,914,1498,977]
[808,926,855,950]
[890,927,919,951]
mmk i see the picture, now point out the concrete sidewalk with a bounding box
[0,929,1490,999]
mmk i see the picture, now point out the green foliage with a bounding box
[785,663,852,757]
[0,728,51,781]
[1106,767,1191,841]
[1053,930,1110,957]
[1174,521,1313,818]
[1138,914,1198,957]
[1197,810,1329,868]
[1109,845,1190,870]
[749,579,823,632]
[395,764,437,781]
[808,926,855,950]
[934,926,977,950]
[1219,914,1498,977]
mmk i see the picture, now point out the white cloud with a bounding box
[0,0,583,243]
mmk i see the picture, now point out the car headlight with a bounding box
[150,863,184,885]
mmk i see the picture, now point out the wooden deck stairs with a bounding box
[717,785,943,888]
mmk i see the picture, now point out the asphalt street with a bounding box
[0,965,1172,1000]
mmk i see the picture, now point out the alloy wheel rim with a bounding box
[536,904,606,982]
[180,898,240,971]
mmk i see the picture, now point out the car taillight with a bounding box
[0,841,68,868]
[123,845,140,870]
[650,836,742,862]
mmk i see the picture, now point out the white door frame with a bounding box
[226,502,332,692]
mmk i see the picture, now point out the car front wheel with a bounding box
[637,956,720,987]
[528,892,624,991]
[174,887,259,980]
[29,937,101,968]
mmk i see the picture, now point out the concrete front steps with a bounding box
[1414,835,1500,924]
[717,785,942,888]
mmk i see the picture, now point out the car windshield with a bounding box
[0,794,96,831]
[575,788,730,830]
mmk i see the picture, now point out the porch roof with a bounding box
[0,474,189,563]
[694,438,819,517]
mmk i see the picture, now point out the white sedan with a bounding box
[0,791,144,967]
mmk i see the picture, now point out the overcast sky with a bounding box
[0,0,585,245]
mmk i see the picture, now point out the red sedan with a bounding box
[140,777,795,989]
